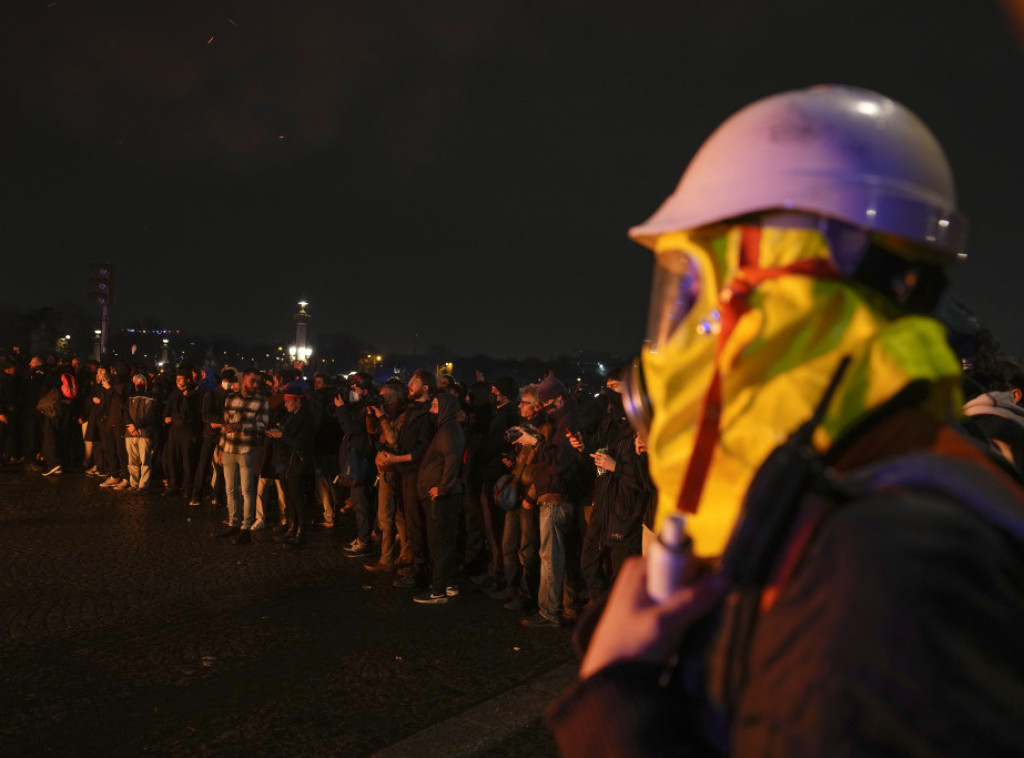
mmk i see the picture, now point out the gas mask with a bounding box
[622,224,962,557]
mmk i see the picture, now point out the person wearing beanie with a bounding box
[123,374,158,492]
[515,374,586,627]
[265,381,315,549]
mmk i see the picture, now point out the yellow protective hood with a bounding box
[642,225,963,558]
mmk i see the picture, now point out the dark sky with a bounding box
[3,1,1024,360]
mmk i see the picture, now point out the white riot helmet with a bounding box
[629,85,966,263]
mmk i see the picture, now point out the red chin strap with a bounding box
[675,227,840,513]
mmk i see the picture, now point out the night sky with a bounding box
[3,1,1024,360]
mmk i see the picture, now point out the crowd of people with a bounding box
[0,352,655,617]
[8,85,1024,754]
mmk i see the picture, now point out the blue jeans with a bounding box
[538,497,572,621]
[503,504,540,603]
[223,449,257,529]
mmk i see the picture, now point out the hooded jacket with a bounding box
[417,394,465,500]
[394,398,436,476]
[532,399,586,501]
[124,378,158,439]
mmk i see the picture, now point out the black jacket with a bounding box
[532,400,586,501]
[394,399,436,476]
[164,386,198,432]
[271,402,315,477]
[200,385,228,439]
[547,412,1024,757]
[476,401,520,484]
[417,395,465,500]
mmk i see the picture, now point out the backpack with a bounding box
[60,373,78,400]
[36,387,60,419]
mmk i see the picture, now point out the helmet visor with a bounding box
[645,248,704,354]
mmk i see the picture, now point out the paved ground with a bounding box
[0,466,576,756]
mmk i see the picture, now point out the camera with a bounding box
[364,394,384,409]
[505,424,541,444]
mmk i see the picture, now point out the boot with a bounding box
[280,527,306,550]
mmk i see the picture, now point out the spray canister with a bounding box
[646,513,690,603]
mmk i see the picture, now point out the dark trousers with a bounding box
[40,413,61,468]
[191,435,224,501]
[504,504,540,603]
[282,474,308,534]
[165,427,194,491]
[425,493,461,593]
[400,471,428,571]
[100,424,127,479]
[22,411,40,461]
[479,480,505,582]
[581,500,610,601]
[460,471,485,571]
[58,405,77,467]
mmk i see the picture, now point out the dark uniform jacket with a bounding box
[546,407,1024,757]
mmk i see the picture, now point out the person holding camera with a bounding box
[364,380,408,572]
[497,383,550,612]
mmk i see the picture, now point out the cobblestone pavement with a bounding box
[0,466,574,756]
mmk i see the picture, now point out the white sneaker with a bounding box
[99,476,119,487]
[84,465,99,476]
[113,480,130,490]
[43,465,62,477]
[250,519,266,531]
[343,539,372,557]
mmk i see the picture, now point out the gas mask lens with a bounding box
[645,248,703,354]
[621,356,652,442]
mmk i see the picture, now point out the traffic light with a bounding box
[88,263,115,305]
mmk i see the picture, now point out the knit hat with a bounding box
[538,376,568,403]
[282,381,307,398]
